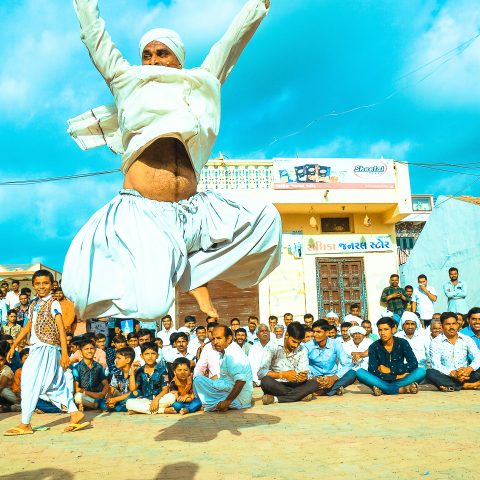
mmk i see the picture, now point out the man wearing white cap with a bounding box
[342,326,372,371]
[395,312,429,370]
[63,0,280,323]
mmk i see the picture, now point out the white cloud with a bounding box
[362,140,412,160]
[406,0,480,106]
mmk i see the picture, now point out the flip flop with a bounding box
[63,421,90,433]
[3,427,34,436]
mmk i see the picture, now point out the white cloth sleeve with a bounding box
[51,300,63,317]
[201,0,269,84]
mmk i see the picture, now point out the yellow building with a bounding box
[174,157,413,324]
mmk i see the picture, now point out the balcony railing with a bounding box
[198,159,274,191]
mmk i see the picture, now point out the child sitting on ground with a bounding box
[99,346,135,412]
[164,357,202,415]
[72,340,109,410]
[70,333,107,369]
[126,342,175,415]
[12,348,29,400]
[127,332,139,349]
[0,350,19,412]
[94,333,107,352]
[105,335,127,379]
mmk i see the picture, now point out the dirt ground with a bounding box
[0,384,478,480]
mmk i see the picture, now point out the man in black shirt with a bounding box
[356,317,426,395]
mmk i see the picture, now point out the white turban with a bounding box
[326,311,339,319]
[139,28,186,67]
[348,326,367,336]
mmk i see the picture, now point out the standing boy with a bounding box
[4,270,88,435]
[2,310,21,340]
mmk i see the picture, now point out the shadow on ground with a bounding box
[0,468,74,480]
[155,411,281,443]
[154,462,198,480]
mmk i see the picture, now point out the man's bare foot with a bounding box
[4,423,34,436]
[399,382,418,394]
[463,380,480,390]
[163,407,177,414]
[188,285,218,318]
[179,408,188,415]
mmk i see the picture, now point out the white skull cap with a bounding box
[139,28,185,66]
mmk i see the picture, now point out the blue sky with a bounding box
[1,0,480,271]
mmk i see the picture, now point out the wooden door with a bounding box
[316,258,367,319]
[175,281,259,328]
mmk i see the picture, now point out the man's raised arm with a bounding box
[73,0,130,86]
[201,0,270,85]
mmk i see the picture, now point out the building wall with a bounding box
[400,196,480,313]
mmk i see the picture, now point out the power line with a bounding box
[0,169,121,186]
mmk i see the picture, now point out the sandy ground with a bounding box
[0,384,478,480]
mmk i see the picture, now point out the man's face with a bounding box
[389,276,399,287]
[7,312,17,324]
[162,318,172,330]
[174,337,188,354]
[142,41,182,69]
[341,327,350,341]
[52,281,59,289]
[196,328,207,342]
[96,338,106,350]
[405,287,413,297]
[327,328,337,339]
[268,318,277,331]
[256,325,270,343]
[432,313,441,321]
[284,334,302,352]
[284,315,293,326]
[248,319,258,332]
[141,348,158,366]
[12,282,19,292]
[304,317,313,328]
[352,332,365,345]
[185,321,196,332]
[449,270,458,282]
[231,320,240,331]
[274,327,284,339]
[378,324,394,343]
[418,277,428,287]
[362,322,372,335]
[313,326,327,344]
[351,307,360,317]
[403,320,417,336]
[212,327,232,353]
[468,313,480,334]
[155,339,163,349]
[127,337,139,348]
[55,290,65,301]
[442,317,459,338]
[303,331,314,342]
[139,334,151,345]
[235,331,246,346]
[33,276,52,298]
[82,344,96,360]
[327,317,337,326]
[430,322,443,338]
[207,326,215,341]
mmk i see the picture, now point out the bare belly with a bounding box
[123,138,198,202]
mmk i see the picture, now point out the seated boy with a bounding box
[0,350,19,411]
[2,310,21,341]
[164,357,202,415]
[127,332,139,349]
[12,348,30,400]
[126,342,175,414]
[99,346,135,412]
[70,333,107,369]
[72,340,109,410]
[106,335,127,378]
[94,333,107,352]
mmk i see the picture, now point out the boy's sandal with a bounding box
[63,421,90,433]
[4,427,34,436]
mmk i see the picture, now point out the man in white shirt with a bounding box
[248,324,273,386]
[156,315,177,346]
[246,316,259,344]
[342,326,372,371]
[412,274,437,324]
[6,281,20,309]
[194,322,221,379]
[395,312,428,370]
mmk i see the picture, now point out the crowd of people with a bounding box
[0,268,479,435]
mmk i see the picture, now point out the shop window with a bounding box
[321,217,350,233]
[396,237,415,249]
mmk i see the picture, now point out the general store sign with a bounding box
[273,158,395,189]
[305,234,394,255]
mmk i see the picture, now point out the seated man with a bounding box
[193,321,220,379]
[234,328,251,356]
[426,312,480,391]
[194,325,252,412]
[460,307,480,349]
[362,320,379,341]
[164,332,195,380]
[248,323,273,386]
[342,326,372,371]
[273,324,285,346]
[356,317,426,396]
[304,320,356,396]
[395,312,428,370]
[258,322,318,404]
[303,327,314,343]
[339,322,352,343]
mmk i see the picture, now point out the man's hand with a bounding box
[351,352,363,363]
[150,397,160,414]
[316,375,336,389]
[281,370,297,382]
[215,400,231,412]
[295,371,308,383]
[378,365,391,374]
[456,367,473,382]
[61,353,70,370]
[106,397,118,408]
[6,347,15,364]
[177,394,192,403]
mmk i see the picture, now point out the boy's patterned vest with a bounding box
[29,298,61,346]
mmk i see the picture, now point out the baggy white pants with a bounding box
[63,189,282,321]
[125,393,176,414]
[21,344,77,424]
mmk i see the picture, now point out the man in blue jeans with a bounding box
[356,317,426,396]
[304,320,356,396]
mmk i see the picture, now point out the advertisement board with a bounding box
[273,158,396,189]
[305,234,393,255]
